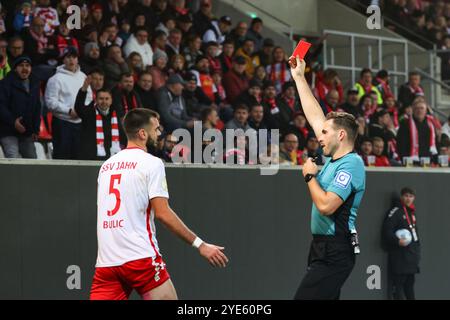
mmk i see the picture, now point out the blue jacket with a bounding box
[0,71,41,137]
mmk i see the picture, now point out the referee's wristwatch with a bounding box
[304,173,316,183]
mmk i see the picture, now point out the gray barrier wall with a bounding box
[0,160,449,300]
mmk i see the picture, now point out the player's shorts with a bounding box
[90,256,170,300]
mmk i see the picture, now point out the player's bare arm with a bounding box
[302,158,344,216]
[290,56,326,138]
[151,197,229,268]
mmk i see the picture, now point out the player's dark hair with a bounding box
[326,112,359,143]
[123,108,160,139]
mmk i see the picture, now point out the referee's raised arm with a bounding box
[289,56,326,138]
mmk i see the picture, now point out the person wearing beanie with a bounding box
[149,49,169,91]
[0,55,41,158]
[80,42,101,74]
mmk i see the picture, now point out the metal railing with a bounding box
[323,29,409,98]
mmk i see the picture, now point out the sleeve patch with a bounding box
[334,170,352,189]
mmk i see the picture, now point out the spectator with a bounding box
[22,17,58,66]
[385,94,400,130]
[225,103,252,131]
[223,55,249,105]
[248,103,268,131]
[135,0,158,30]
[34,0,60,37]
[275,81,302,133]
[135,71,157,110]
[285,111,309,150]
[369,109,398,158]
[0,37,10,80]
[45,47,87,159]
[86,3,105,30]
[155,12,176,36]
[0,56,40,159]
[176,13,194,39]
[382,187,421,300]
[202,41,220,75]
[353,68,383,105]
[218,39,235,74]
[103,44,130,90]
[7,37,25,63]
[359,93,376,121]
[319,89,341,115]
[246,18,264,52]
[261,80,281,129]
[398,71,424,109]
[117,18,132,45]
[183,71,212,118]
[74,84,125,161]
[155,132,178,163]
[302,134,325,165]
[123,27,154,68]
[397,99,438,162]
[190,55,216,102]
[98,23,122,49]
[165,28,183,61]
[54,19,80,59]
[373,69,394,100]
[13,1,33,33]
[339,88,363,118]
[266,46,291,94]
[167,53,186,77]
[111,72,143,119]
[235,38,260,78]
[372,136,391,166]
[156,73,194,131]
[255,38,275,67]
[441,115,450,142]
[228,21,248,49]
[279,133,300,165]
[202,15,232,45]
[77,68,105,106]
[193,0,214,37]
[127,52,144,81]
[235,78,262,108]
[80,42,101,75]
[151,30,168,53]
[130,13,147,34]
[201,106,219,131]
[149,49,169,91]
[153,0,170,19]
[183,34,203,69]
[314,68,344,105]
[359,136,373,166]
[253,65,267,83]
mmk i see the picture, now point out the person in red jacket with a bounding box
[373,136,391,166]
[314,68,344,104]
[222,55,248,105]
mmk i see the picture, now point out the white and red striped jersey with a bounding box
[95,147,169,267]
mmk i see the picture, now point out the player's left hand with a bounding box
[199,243,229,268]
[302,157,318,177]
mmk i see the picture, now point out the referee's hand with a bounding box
[302,157,319,177]
[199,243,229,268]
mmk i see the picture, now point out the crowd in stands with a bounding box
[0,0,449,168]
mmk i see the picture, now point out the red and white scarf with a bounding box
[30,29,48,54]
[408,115,437,159]
[268,62,290,93]
[409,84,424,96]
[122,93,138,114]
[96,108,121,157]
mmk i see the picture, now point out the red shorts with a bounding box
[90,256,170,300]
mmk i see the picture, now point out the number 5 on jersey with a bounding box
[108,174,122,216]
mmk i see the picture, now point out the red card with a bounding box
[292,40,311,60]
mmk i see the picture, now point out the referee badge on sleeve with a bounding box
[334,171,352,189]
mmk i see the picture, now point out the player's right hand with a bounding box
[199,243,229,268]
[289,56,306,81]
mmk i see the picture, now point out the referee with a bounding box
[290,57,366,300]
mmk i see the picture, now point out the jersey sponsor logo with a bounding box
[334,170,352,189]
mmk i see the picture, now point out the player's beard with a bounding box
[323,139,339,157]
[146,134,157,150]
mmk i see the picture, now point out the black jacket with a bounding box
[74,89,126,160]
[0,72,41,138]
[382,203,421,274]
[397,116,437,160]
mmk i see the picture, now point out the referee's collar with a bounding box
[330,151,355,163]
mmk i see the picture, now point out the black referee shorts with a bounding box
[294,235,355,300]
